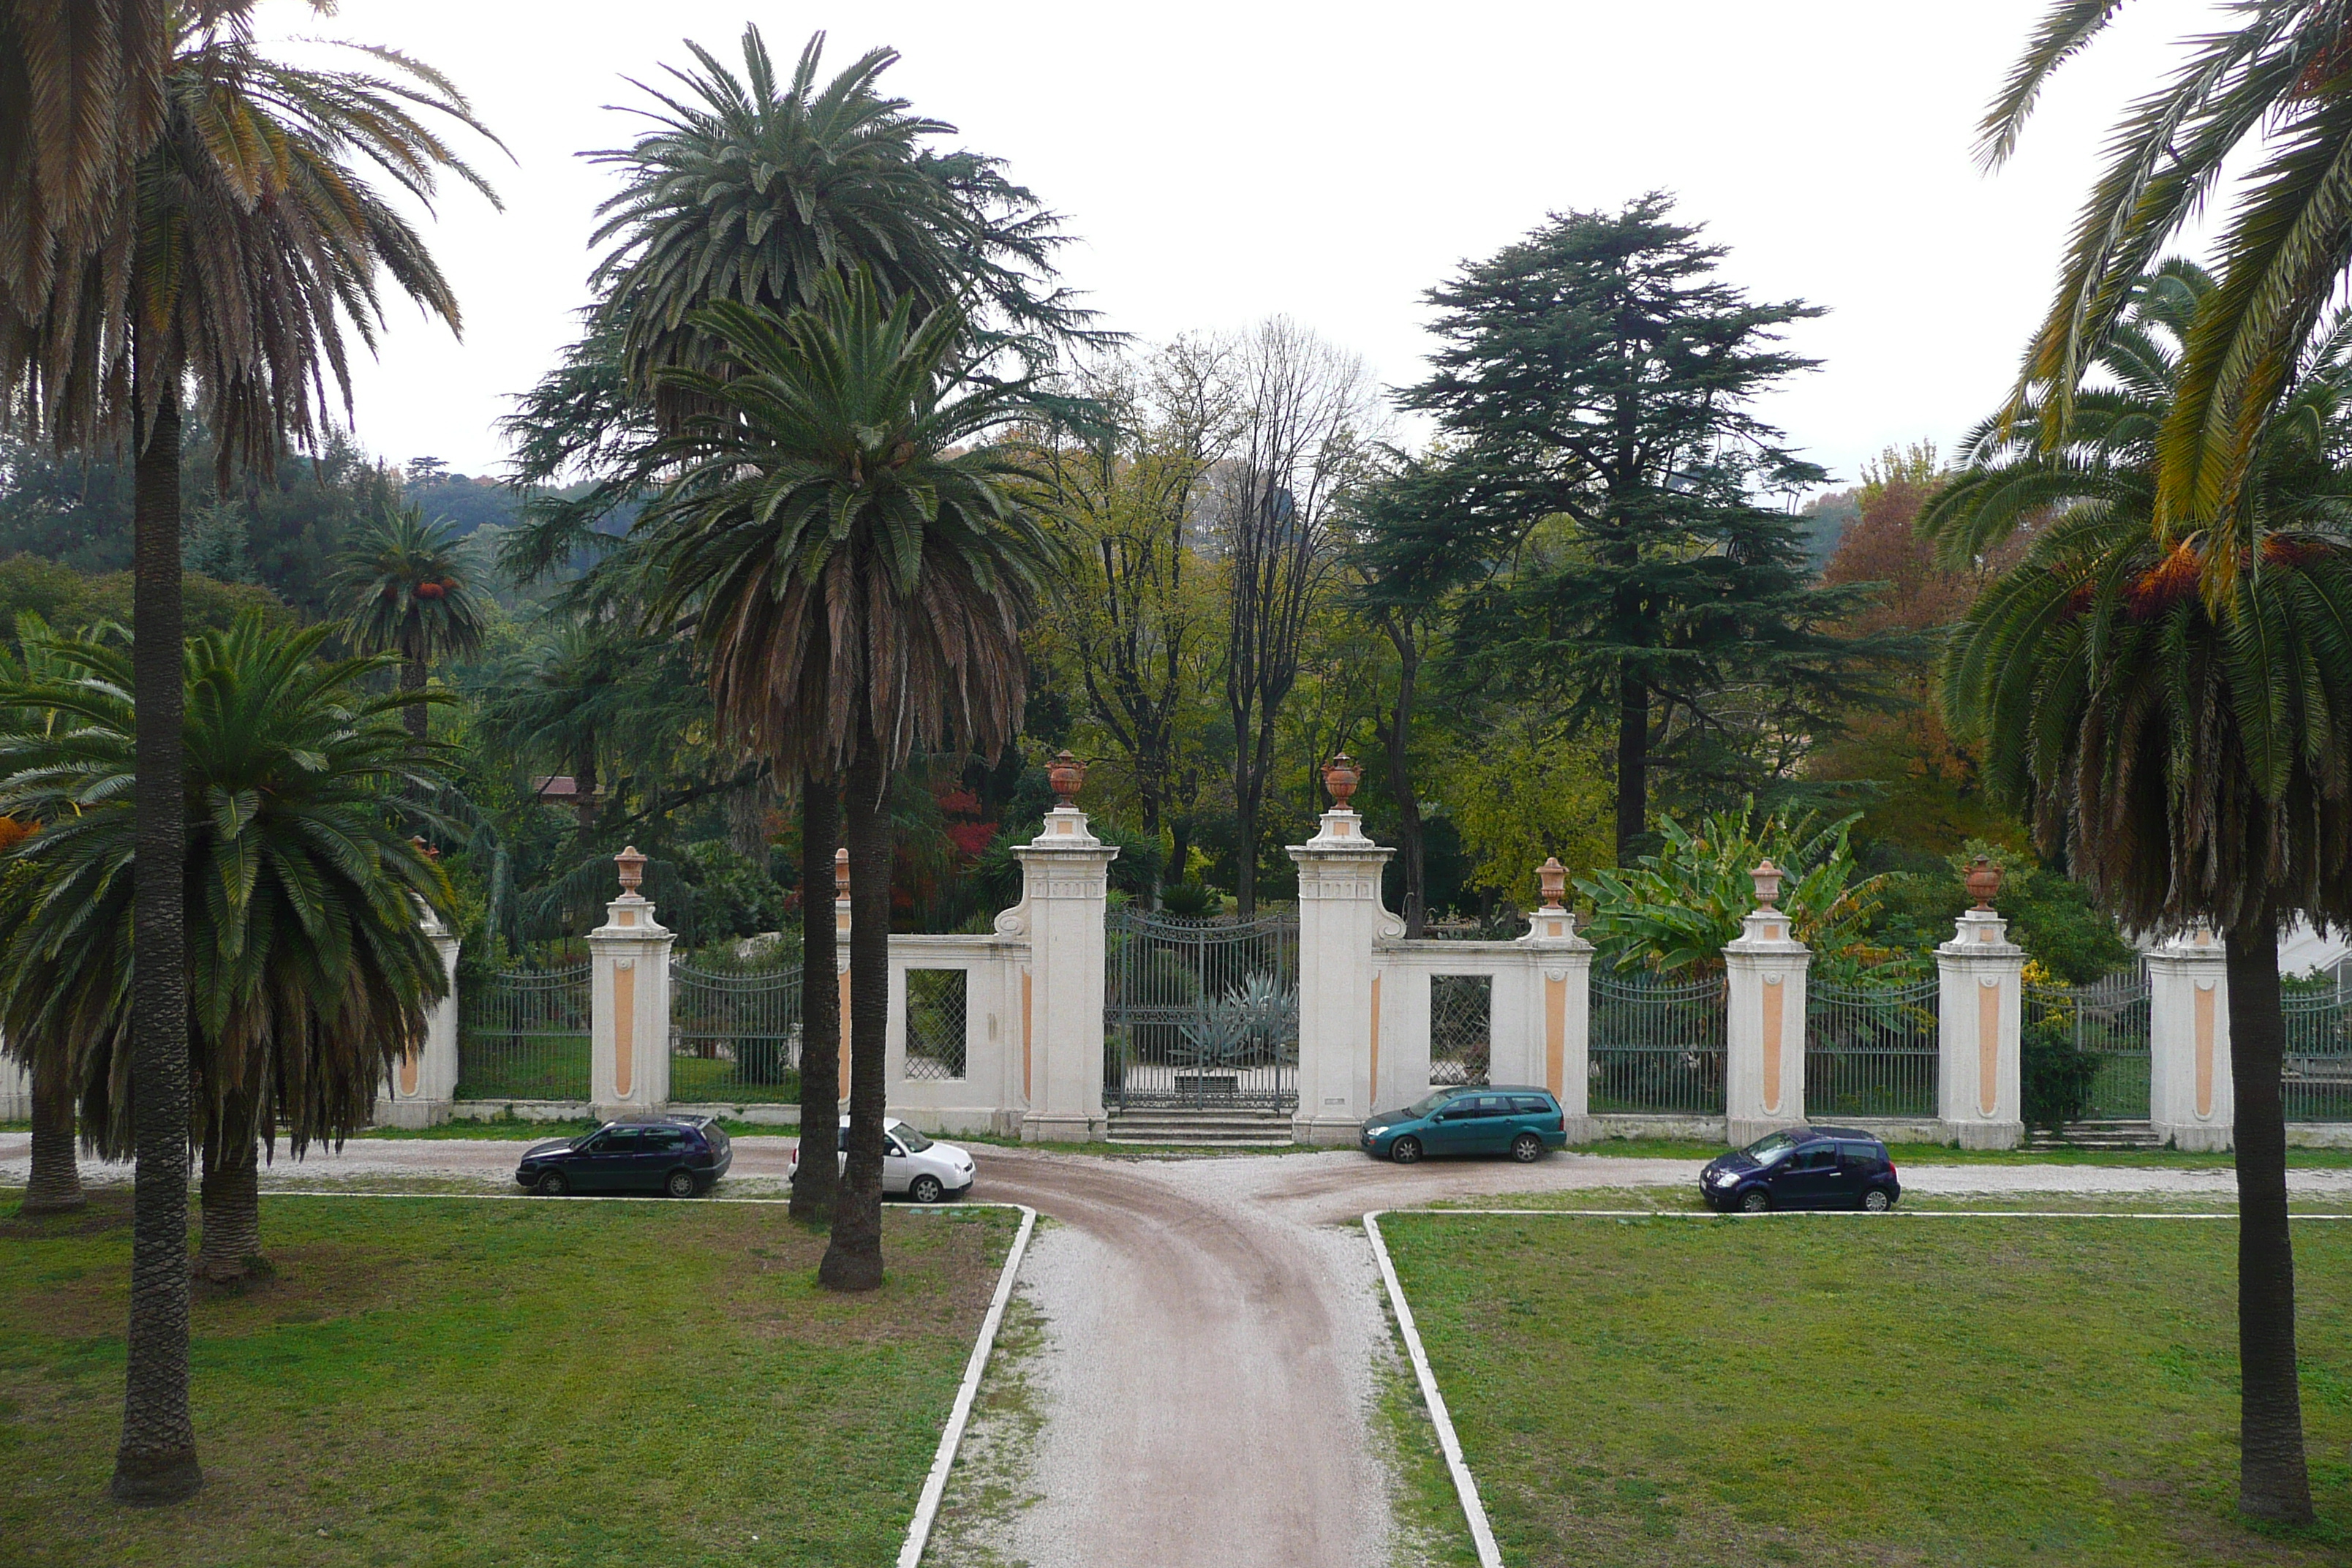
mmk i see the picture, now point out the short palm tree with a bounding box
[641,272,1054,1289]
[331,502,488,739]
[0,621,75,1215]
[1929,265,2352,1525]
[1983,1,2352,583]
[0,614,455,1281]
[0,10,494,1502]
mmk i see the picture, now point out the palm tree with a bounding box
[1983,1,2352,581]
[1928,264,2352,1526]
[0,614,454,1281]
[331,502,488,739]
[535,24,1096,1228]
[641,274,1053,1289]
[0,11,494,1504]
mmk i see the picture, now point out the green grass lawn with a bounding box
[0,1189,1014,1567]
[1382,1212,2352,1567]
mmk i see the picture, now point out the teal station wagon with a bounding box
[1360,1085,1567,1164]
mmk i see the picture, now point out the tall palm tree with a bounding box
[1983,1,2352,587]
[532,24,1096,1228]
[641,274,1054,1289]
[1928,264,2352,1526]
[0,10,494,1504]
[331,502,487,739]
[0,614,456,1281]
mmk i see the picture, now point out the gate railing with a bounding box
[1807,976,1940,1119]
[1429,973,1493,1086]
[456,964,592,1101]
[670,960,801,1104]
[2025,969,2152,1120]
[2285,983,2352,1123]
[1589,968,1727,1115]
[1104,911,1300,1111]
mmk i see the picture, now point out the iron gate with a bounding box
[671,960,801,1103]
[1104,909,1299,1111]
[456,964,592,1101]
[2025,968,2152,1122]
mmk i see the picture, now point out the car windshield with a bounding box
[894,1126,933,1153]
[1403,1092,1455,1119]
[1743,1131,1801,1165]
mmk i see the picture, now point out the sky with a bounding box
[263,0,2227,500]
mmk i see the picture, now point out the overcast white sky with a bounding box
[264,0,2224,499]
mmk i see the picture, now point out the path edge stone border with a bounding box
[899,1201,1040,1568]
[1362,1210,1505,1568]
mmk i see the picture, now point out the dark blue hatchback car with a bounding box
[1700,1126,1900,1213]
[516,1115,732,1198]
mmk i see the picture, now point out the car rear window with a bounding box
[1509,1095,1551,1114]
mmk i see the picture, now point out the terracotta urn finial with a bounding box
[834,845,850,898]
[1322,751,1361,810]
[1751,857,1784,912]
[1047,750,1086,808]
[1537,856,1567,911]
[614,845,647,896]
[1966,854,2002,911]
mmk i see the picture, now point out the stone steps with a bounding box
[1105,1108,1298,1147]
[2023,1120,2163,1151]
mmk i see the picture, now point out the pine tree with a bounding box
[1398,193,1900,863]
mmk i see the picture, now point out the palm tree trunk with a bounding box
[112,366,201,1504]
[791,771,840,1226]
[819,744,889,1292]
[195,1095,263,1284]
[2225,928,2314,1525]
[20,1049,87,1215]
[400,649,429,742]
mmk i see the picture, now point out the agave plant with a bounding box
[1575,803,1894,978]
[1181,972,1300,1069]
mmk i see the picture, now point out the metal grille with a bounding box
[2025,970,2152,1120]
[904,969,968,1082]
[1105,911,1300,1110]
[1589,968,1727,1115]
[671,960,802,1103]
[2285,984,2352,1122]
[1429,974,1492,1086]
[1806,976,1940,1119]
[456,965,591,1101]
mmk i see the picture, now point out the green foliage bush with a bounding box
[1866,843,2135,983]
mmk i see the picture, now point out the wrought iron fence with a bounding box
[670,960,802,1103]
[2024,969,2152,1120]
[456,965,592,1101]
[2285,983,2352,1122]
[1105,911,1300,1110]
[1429,974,1492,1086]
[1589,968,1727,1115]
[1806,976,1940,1119]
[904,969,968,1081]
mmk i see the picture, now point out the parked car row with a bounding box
[512,1114,978,1203]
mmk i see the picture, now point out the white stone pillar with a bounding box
[2150,926,2231,1152]
[1518,856,1597,1140]
[1288,793,1399,1145]
[1723,862,1808,1145]
[590,847,674,1121]
[0,1051,27,1121]
[1936,908,2024,1149]
[379,905,462,1128]
[1007,785,1117,1142]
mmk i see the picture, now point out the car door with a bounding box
[1836,1142,1881,1207]
[1771,1142,1841,1208]
[1459,1094,1514,1154]
[1422,1101,1477,1155]
[1508,1094,1558,1141]
[575,1127,640,1191]
[882,1131,912,1194]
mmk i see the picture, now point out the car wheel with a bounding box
[1510,1132,1544,1164]
[664,1169,698,1199]
[1390,1136,1423,1165]
[1738,1188,1770,1213]
[909,1175,945,1205]
[535,1170,568,1197]
[1863,1188,1893,1213]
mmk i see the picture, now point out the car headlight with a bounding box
[1712,1171,1738,1186]
[1366,1126,1390,1137]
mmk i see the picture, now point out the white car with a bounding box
[787,1116,976,1204]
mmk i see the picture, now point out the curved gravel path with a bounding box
[9,1133,2351,1567]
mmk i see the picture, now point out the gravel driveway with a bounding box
[9,1134,2351,1567]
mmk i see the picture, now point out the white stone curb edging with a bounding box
[900,1202,1039,1568]
[1362,1209,1504,1568]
